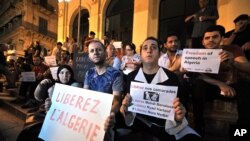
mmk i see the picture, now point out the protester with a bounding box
[121,43,141,75]
[120,37,200,141]
[189,25,250,136]
[16,65,81,141]
[84,40,123,141]
[158,33,182,72]
[106,44,121,70]
[223,14,250,60]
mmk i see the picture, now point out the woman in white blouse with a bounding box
[121,43,141,74]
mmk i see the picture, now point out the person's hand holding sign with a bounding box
[104,112,116,132]
[219,50,234,63]
[173,98,186,122]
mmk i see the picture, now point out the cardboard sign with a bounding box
[39,83,114,141]
[73,52,95,83]
[128,82,177,121]
[181,49,222,74]
[50,67,59,80]
[21,72,35,82]
[45,56,57,67]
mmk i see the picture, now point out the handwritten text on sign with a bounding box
[39,83,113,141]
[128,82,177,121]
[181,49,222,74]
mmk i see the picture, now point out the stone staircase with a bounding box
[0,80,31,121]
[0,78,238,141]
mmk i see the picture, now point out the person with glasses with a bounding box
[121,43,141,75]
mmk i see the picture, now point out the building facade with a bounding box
[58,0,250,51]
[0,0,58,56]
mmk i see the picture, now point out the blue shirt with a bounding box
[84,66,123,94]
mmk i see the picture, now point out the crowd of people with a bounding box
[0,1,250,140]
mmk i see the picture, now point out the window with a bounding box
[39,17,48,35]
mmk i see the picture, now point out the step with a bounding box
[0,90,30,121]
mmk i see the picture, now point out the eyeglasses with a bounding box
[126,49,132,51]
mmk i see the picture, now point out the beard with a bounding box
[93,58,105,66]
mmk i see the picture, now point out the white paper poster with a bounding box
[128,82,177,121]
[49,67,59,80]
[39,83,114,141]
[181,49,222,74]
[21,72,35,82]
[45,56,57,67]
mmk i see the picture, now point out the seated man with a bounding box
[84,40,123,141]
[17,55,49,108]
[190,25,250,135]
[223,14,250,60]
[120,37,200,141]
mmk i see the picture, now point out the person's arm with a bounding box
[223,32,237,45]
[120,93,136,126]
[185,14,196,22]
[112,92,122,113]
[165,98,188,135]
[241,42,250,51]
[34,79,53,102]
[233,56,250,74]
[223,23,245,45]
[199,74,236,97]
[200,15,219,21]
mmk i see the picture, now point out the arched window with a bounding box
[105,0,134,44]
[158,0,217,48]
[72,9,89,42]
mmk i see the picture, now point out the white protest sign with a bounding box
[181,49,222,74]
[39,83,113,141]
[50,67,59,80]
[128,82,177,121]
[45,56,57,66]
[113,41,122,48]
[21,72,35,82]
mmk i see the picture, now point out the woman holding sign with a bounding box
[16,65,81,141]
[120,37,200,141]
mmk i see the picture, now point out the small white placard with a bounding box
[128,82,177,121]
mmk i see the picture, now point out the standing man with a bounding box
[223,14,250,60]
[51,42,63,64]
[185,0,219,48]
[120,37,200,141]
[84,40,123,141]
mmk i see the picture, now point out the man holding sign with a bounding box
[120,37,200,141]
[84,40,123,141]
[190,25,250,136]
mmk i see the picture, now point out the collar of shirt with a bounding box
[134,67,169,84]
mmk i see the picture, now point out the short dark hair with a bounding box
[141,36,161,53]
[204,25,225,37]
[164,32,179,43]
[90,31,96,35]
[57,42,62,46]
[125,43,136,53]
[88,40,106,50]
[233,14,249,23]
